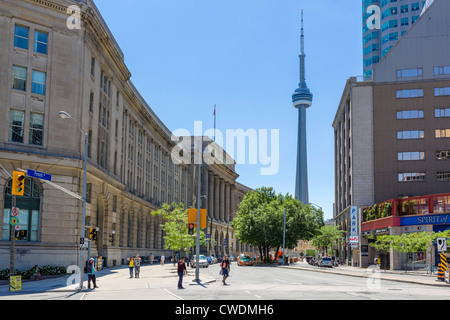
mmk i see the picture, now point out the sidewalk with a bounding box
[279,261,450,287]
[0,263,216,300]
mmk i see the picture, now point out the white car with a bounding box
[190,255,209,268]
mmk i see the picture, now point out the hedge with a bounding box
[0,265,68,280]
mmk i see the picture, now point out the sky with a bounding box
[94,0,363,220]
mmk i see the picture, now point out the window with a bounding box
[436,150,450,160]
[435,108,450,118]
[12,66,27,91]
[434,87,450,96]
[31,70,46,95]
[33,31,48,54]
[91,57,95,77]
[435,129,450,138]
[89,92,94,112]
[433,196,450,214]
[398,172,426,182]
[400,5,409,13]
[398,152,425,161]
[434,66,450,76]
[411,3,420,11]
[397,110,424,119]
[9,110,25,143]
[397,130,424,139]
[396,89,423,98]
[437,172,450,181]
[3,178,40,242]
[400,17,409,26]
[14,25,29,50]
[29,113,44,146]
[397,68,422,78]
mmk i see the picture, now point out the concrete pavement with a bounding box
[1,260,448,300]
[0,263,216,300]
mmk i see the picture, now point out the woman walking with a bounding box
[220,255,231,285]
[127,256,135,278]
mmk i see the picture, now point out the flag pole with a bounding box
[213,104,216,142]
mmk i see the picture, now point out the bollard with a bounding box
[437,262,444,282]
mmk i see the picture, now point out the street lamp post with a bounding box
[195,136,202,283]
[59,111,87,291]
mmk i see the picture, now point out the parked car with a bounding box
[190,255,209,268]
[319,257,333,268]
[237,254,253,266]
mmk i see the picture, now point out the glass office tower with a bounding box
[363,0,426,79]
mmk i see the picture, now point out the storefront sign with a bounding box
[402,214,450,226]
[350,206,358,237]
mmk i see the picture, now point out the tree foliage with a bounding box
[152,203,207,256]
[231,187,324,263]
[311,225,345,255]
[369,231,450,270]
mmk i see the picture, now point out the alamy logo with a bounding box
[67,5,82,30]
[172,121,280,176]
[365,265,381,290]
[366,5,381,30]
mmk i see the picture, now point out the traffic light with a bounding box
[88,228,98,240]
[12,171,25,196]
[188,223,195,235]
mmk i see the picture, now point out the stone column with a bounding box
[219,179,225,222]
[149,213,155,249]
[201,166,208,210]
[230,184,236,220]
[214,175,219,220]
[225,182,230,223]
[208,171,214,219]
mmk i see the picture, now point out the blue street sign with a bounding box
[27,169,52,182]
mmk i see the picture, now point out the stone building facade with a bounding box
[0,0,251,269]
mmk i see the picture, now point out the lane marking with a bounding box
[164,289,184,300]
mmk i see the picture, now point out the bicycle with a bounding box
[427,265,438,275]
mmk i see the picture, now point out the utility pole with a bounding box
[283,208,286,265]
[195,136,202,283]
[10,195,16,283]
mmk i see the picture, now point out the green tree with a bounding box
[370,231,450,271]
[231,187,324,263]
[152,203,207,258]
[311,225,344,256]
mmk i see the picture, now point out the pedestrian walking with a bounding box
[150,253,154,265]
[87,258,98,289]
[134,254,141,278]
[127,256,135,278]
[177,257,187,289]
[220,255,231,285]
[161,254,165,266]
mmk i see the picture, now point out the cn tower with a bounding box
[292,10,313,204]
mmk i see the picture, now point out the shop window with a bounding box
[3,178,40,242]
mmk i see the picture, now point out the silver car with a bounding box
[319,257,333,268]
[190,255,209,268]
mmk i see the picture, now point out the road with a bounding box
[166,263,450,300]
[2,262,449,301]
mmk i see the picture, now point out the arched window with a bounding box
[3,177,41,242]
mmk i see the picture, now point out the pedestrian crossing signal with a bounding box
[188,223,195,235]
[12,171,25,196]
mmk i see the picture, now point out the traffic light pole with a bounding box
[78,132,88,290]
[9,195,16,285]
